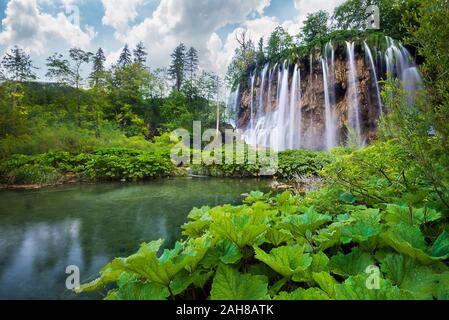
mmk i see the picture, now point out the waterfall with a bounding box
[267,65,275,112]
[249,73,256,132]
[288,65,299,150]
[276,66,282,102]
[322,58,336,150]
[236,36,422,152]
[346,41,362,144]
[257,64,269,118]
[364,41,382,113]
[384,37,423,104]
[274,63,290,151]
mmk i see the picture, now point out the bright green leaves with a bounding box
[330,248,375,277]
[254,245,312,279]
[243,191,270,204]
[431,231,449,259]
[275,287,330,300]
[380,254,439,300]
[335,274,415,300]
[312,272,338,298]
[210,205,269,248]
[384,204,442,226]
[202,239,242,268]
[112,273,170,300]
[77,237,211,296]
[210,265,269,300]
[182,206,211,238]
[340,208,381,245]
[77,189,449,301]
[280,207,332,236]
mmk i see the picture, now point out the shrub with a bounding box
[3,164,60,185]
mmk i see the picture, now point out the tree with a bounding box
[0,46,37,111]
[89,48,107,88]
[133,42,148,66]
[332,0,413,39]
[185,47,199,83]
[266,27,293,61]
[301,10,329,45]
[118,44,132,68]
[1,46,37,82]
[226,30,257,86]
[46,47,92,127]
[380,0,449,210]
[169,43,187,91]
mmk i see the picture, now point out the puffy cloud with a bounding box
[206,16,279,75]
[104,0,272,72]
[294,0,345,26]
[101,0,145,31]
[0,0,96,55]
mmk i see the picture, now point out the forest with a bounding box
[0,0,448,301]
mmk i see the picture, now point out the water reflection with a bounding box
[0,178,270,300]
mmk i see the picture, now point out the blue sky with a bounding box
[0,0,345,78]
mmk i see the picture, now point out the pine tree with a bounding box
[89,48,106,88]
[185,47,199,83]
[117,44,132,68]
[133,42,148,66]
[1,46,37,82]
[168,43,187,91]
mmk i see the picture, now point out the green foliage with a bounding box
[301,10,329,45]
[77,184,449,300]
[0,145,174,184]
[191,148,333,179]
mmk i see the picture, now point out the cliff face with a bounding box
[236,51,382,150]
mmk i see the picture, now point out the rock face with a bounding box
[235,48,383,150]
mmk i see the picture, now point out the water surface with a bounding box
[0,178,271,300]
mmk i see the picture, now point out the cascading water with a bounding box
[346,41,362,144]
[288,65,299,150]
[249,73,255,130]
[225,84,240,128]
[364,41,382,113]
[322,58,337,150]
[384,37,422,103]
[231,37,422,152]
[257,64,269,118]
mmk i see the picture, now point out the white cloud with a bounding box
[206,16,279,76]
[0,0,96,55]
[103,0,272,73]
[101,0,145,31]
[294,0,345,27]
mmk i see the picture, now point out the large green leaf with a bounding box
[280,207,332,235]
[340,209,381,244]
[292,251,330,283]
[114,273,170,300]
[431,231,449,259]
[435,272,449,300]
[182,208,212,238]
[380,254,439,300]
[265,229,294,246]
[380,223,436,264]
[312,272,339,298]
[201,239,242,268]
[330,248,375,277]
[335,274,415,300]
[384,204,442,226]
[210,265,269,300]
[77,238,211,293]
[210,206,269,248]
[274,287,330,300]
[254,245,312,279]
